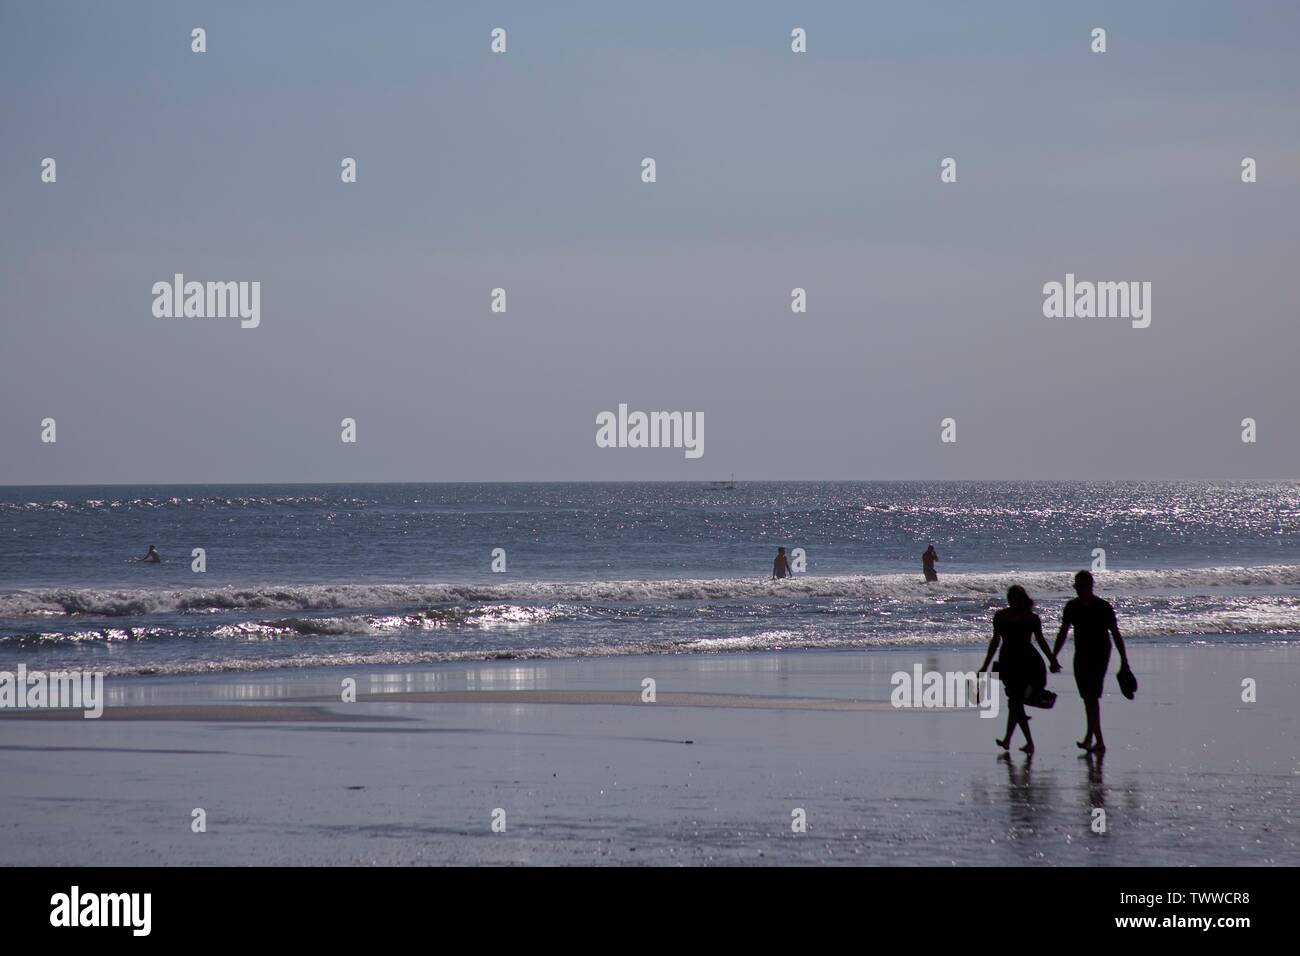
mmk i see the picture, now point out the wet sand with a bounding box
[1,643,1296,865]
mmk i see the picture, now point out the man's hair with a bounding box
[1074,570,1094,588]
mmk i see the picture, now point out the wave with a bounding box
[0,494,360,512]
[0,604,568,645]
[4,565,1300,618]
[4,590,1299,667]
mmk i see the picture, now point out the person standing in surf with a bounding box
[922,544,939,582]
[771,547,793,580]
[979,585,1057,753]
[1051,570,1130,754]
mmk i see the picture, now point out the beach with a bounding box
[2,481,1298,867]
[2,642,1296,866]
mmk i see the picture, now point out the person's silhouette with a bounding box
[922,545,939,582]
[771,547,793,580]
[140,544,160,564]
[980,585,1058,753]
[1051,570,1129,754]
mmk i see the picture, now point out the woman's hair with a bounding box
[1006,584,1034,611]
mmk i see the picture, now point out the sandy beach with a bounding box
[2,642,1296,866]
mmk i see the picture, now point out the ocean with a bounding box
[2,481,1298,678]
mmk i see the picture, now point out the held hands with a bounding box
[1049,657,1062,673]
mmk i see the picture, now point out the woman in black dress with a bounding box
[979,586,1059,753]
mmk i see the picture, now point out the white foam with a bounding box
[4,565,1300,618]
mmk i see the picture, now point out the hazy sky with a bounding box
[2,1,1298,483]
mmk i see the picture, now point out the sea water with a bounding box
[2,481,1297,677]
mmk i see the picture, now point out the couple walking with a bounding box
[979,570,1132,755]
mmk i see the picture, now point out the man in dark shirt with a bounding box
[1051,570,1129,754]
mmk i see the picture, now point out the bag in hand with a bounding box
[1024,688,1057,709]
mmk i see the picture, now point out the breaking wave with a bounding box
[5,565,1300,618]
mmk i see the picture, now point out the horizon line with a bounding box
[2,477,1298,489]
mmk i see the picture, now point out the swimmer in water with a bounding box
[922,544,939,582]
[771,547,793,580]
[140,544,161,563]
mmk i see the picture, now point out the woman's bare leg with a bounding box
[997,707,1016,750]
[1018,712,1034,753]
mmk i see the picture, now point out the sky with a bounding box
[2,0,1298,483]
